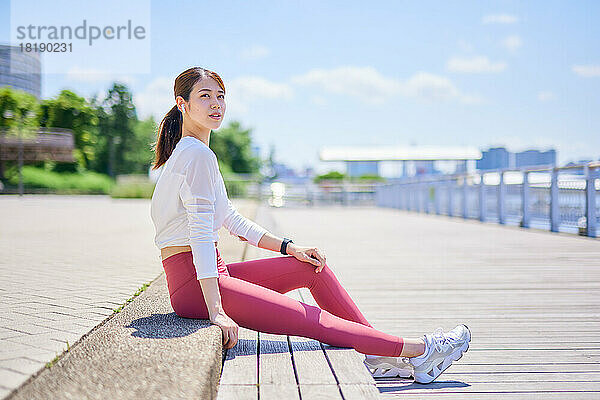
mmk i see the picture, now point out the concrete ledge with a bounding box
[9,272,224,400]
[7,198,262,400]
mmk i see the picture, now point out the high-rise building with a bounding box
[477,147,557,170]
[476,147,510,170]
[516,149,556,168]
[0,44,42,98]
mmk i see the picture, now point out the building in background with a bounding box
[477,147,557,171]
[0,44,42,98]
[319,145,482,178]
[516,149,556,168]
[476,147,510,170]
[346,160,379,177]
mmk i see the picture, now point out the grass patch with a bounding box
[112,282,152,313]
[4,165,114,194]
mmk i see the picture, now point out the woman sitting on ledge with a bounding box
[150,67,471,384]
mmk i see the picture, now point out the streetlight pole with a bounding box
[18,113,24,196]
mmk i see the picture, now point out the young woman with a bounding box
[150,67,471,384]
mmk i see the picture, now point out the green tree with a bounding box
[0,87,39,133]
[126,115,157,174]
[91,83,138,177]
[38,90,98,172]
[314,171,346,183]
[210,120,262,175]
[0,87,40,180]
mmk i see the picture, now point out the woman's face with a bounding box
[178,77,226,131]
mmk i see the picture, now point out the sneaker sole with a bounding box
[364,360,412,378]
[413,326,471,384]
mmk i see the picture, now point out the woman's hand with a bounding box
[287,244,327,273]
[210,310,239,350]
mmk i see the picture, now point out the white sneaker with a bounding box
[363,354,413,378]
[407,324,471,384]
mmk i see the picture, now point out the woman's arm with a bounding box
[256,232,298,254]
[198,277,223,321]
[256,232,327,272]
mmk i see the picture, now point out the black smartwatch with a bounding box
[280,238,294,255]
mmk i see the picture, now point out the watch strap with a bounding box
[280,238,293,255]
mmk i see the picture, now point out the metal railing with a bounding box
[248,180,382,207]
[376,162,600,238]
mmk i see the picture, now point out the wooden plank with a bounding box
[339,383,385,400]
[260,384,300,399]
[215,384,256,399]
[257,332,299,400]
[298,384,342,399]
[217,328,258,399]
[266,206,600,398]
[393,392,600,399]
[258,332,296,386]
[433,371,600,382]
[373,380,600,393]
[296,287,381,399]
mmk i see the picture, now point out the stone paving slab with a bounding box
[0,194,258,399]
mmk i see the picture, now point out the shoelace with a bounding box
[431,327,451,352]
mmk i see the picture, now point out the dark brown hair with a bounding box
[151,67,226,170]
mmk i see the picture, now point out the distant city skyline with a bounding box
[1,0,598,175]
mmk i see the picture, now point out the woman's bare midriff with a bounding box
[161,242,217,261]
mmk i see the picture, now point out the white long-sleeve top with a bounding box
[150,135,269,279]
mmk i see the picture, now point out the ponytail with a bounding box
[151,66,226,171]
[152,105,182,170]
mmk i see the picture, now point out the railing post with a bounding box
[413,182,417,211]
[425,181,431,214]
[416,181,421,212]
[521,170,530,228]
[448,177,454,217]
[434,181,441,215]
[498,170,506,224]
[419,180,427,213]
[479,173,486,222]
[462,175,468,219]
[550,167,560,232]
[586,165,597,238]
[398,184,402,210]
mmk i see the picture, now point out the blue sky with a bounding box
[1,0,599,175]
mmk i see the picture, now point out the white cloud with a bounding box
[500,35,522,52]
[226,76,294,114]
[403,72,484,104]
[291,66,402,105]
[65,66,137,86]
[482,14,519,24]
[572,64,600,77]
[133,76,174,120]
[446,56,507,73]
[290,66,483,105]
[240,45,270,61]
[537,90,556,102]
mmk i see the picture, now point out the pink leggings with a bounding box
[161,247,403,357]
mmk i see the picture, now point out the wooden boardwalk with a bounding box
[217,204,600,399]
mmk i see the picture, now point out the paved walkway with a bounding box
[253,205,600,399]
[0,195,256,398]
[3,198,599,398]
